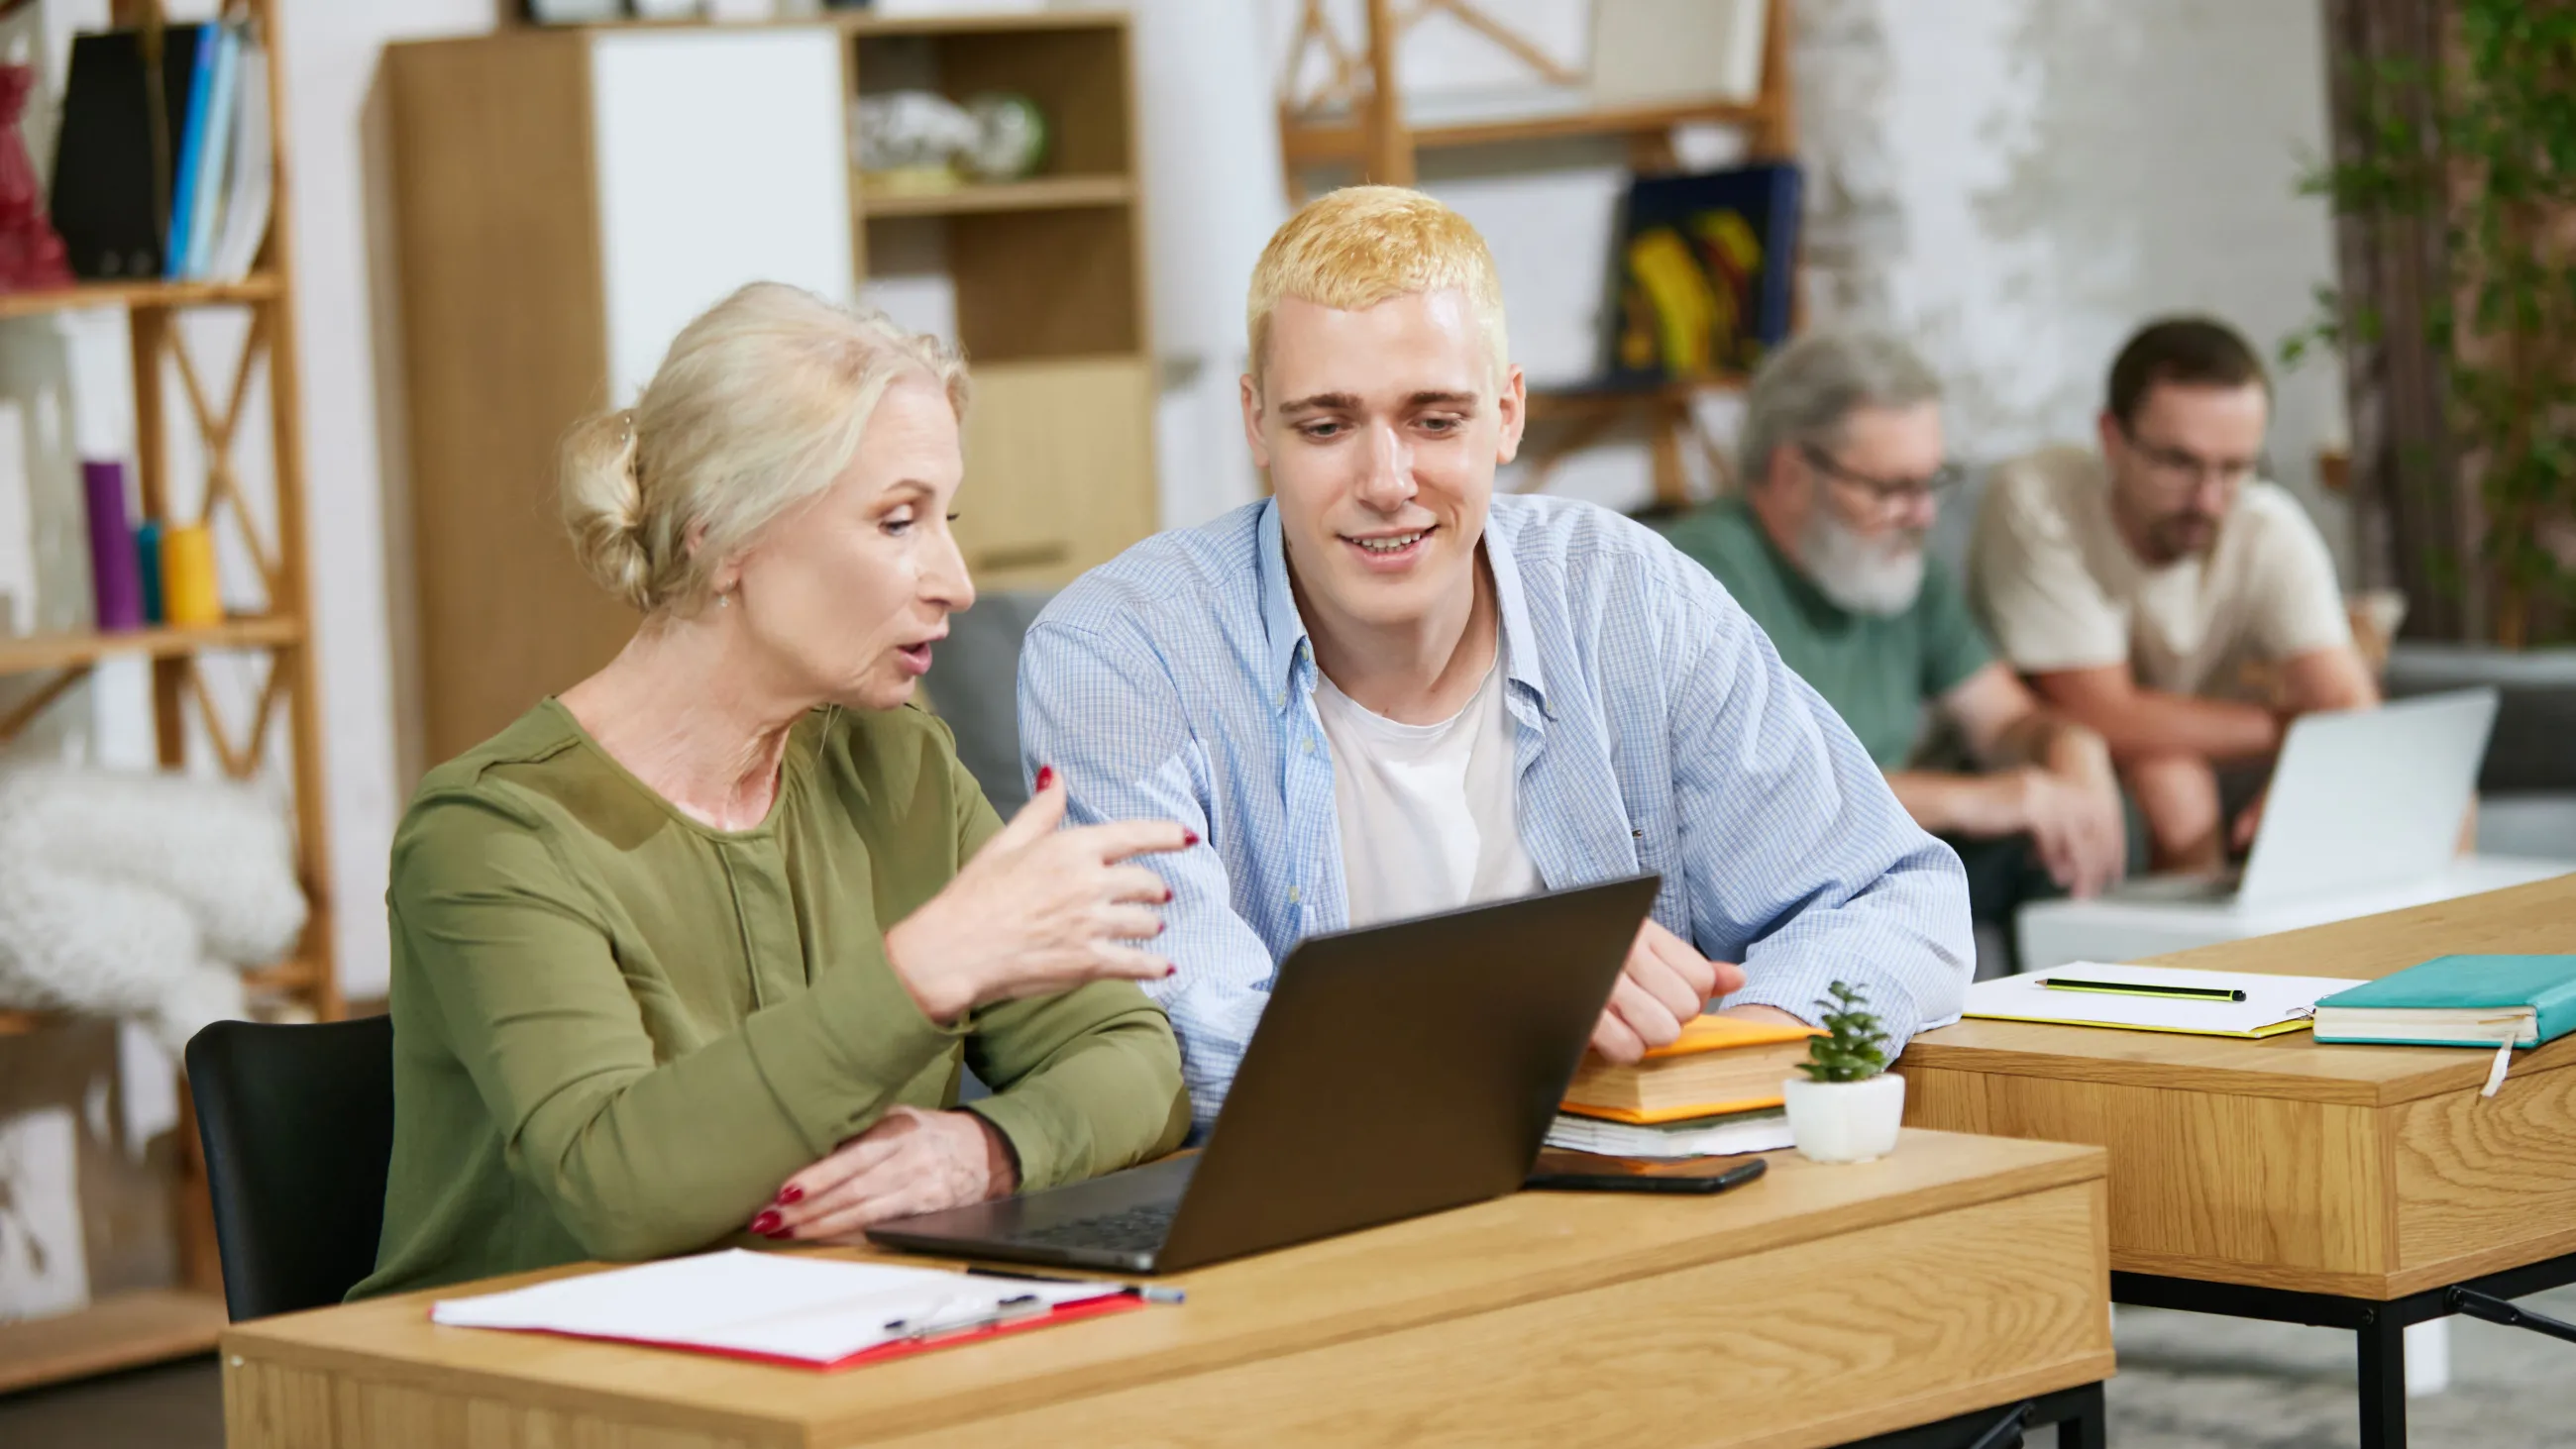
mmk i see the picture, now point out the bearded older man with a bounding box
[1660,331,2125,951]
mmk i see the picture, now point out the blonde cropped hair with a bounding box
[560,281,968,615]
[1244,185,1509,391]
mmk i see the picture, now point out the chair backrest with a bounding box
[184,1015,395,1320]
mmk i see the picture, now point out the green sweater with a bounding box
[356,698,1189,1297]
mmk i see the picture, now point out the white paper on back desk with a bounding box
[430,1249,1115,1365]
[1965,963,2367,1039]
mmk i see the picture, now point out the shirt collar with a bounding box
[1255,501,1310,707]
[1254,496,1553,717]
[1481,501,1551,718]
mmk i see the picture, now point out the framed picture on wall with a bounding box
[1601,162,1801,387]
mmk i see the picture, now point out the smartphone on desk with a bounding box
[1524,1151,1769,1194]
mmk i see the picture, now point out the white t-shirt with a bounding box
[1967,444,2353,699]
[1313,661,1544,929]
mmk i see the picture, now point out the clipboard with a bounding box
[480,1289,1151,1373]
[430,1249,1161,1373]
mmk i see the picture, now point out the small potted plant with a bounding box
[1781,981,1903,1163]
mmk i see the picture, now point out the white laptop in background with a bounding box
[2112,687,2500,907]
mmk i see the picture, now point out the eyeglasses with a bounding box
[2117,424,2265,495]
[1800,444,1963,513]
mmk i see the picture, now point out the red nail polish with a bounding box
[1162,964,1178,978]
[1181,829,1200,848]
[1161,886,1175,903]
[1035,766,1056,791]
[750,1209,782,1235]
[776,1185,804,1205]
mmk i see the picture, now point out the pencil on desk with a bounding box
[2036,978,2247,1002]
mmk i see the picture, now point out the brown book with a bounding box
[1560,1014,1820,1124]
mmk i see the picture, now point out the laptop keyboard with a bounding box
[1015,1202,1178,1254]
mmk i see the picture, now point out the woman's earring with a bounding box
[718,592,732,609]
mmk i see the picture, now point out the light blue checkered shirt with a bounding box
[1019,495,1972,1125]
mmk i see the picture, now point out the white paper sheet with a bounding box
[1965,963,2367,1038]
[1547,1109,1792,1160]
[431,1250,1118,1366]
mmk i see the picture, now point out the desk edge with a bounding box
[223,1140,2108,1440]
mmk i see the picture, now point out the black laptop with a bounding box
[866,874,1661,1275]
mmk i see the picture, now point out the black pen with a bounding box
[964,1264,1186,1305]
[2037,977,2246,1002]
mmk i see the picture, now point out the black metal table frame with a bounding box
[1838,1382,2105,1449]
[2111,1248,2576,1449]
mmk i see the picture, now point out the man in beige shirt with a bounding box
[1969,317,2377,872]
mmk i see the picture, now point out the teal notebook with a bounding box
[2312,955,2576,1048]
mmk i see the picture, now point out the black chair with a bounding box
[184,1015,396,1320]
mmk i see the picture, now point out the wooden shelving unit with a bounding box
[0,614,301,675]
[392,9,1157,764]
[0,272,281,322]
[1281,96,1773,169]
[0,0,336,1393]
[0,1288,232,1396]
[1274,0,1798,510]
[857,172,1134,218]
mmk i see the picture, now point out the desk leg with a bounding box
[2051,1381,2106,1449]
[2357,1309,2410,1449]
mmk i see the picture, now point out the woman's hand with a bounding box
[885,768,1192,1023]
[750,1106,1015,1242]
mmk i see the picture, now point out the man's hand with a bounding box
[2023,727,2126,896]
[751,1106,1018,1243]
[1588,919,1745,1064]
[2229,785,2269,855]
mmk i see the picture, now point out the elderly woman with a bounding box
[357,283,1189,1296]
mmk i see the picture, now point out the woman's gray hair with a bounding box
[560,282,968,616]
[1737,331,1942,488]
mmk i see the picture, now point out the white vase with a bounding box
[1781,1073,1906,1164]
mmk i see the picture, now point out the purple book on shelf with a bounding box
[82,460,143,631]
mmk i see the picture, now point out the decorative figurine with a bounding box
[0,63,71,293]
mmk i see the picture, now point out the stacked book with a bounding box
[1547,1014,1819,1159]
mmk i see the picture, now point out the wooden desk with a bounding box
[221,1130,2109,1449]
[1904,872,2576,1449]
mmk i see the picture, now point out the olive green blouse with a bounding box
[355,698,1189,1298]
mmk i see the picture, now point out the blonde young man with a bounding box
[1969,318,2377,872]
[1019,188,1972,1122]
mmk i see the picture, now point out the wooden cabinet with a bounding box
[388,11,1155,766]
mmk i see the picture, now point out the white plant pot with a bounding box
[1782,1074,1905,1164]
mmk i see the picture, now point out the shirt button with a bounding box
[1304,738,1316,754]
[1288,885,1302,904]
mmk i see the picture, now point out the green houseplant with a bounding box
[2293,1,2576,646]
[1780,981,1903,1163]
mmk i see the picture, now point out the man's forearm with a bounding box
[2050,685,2280,763]
[1987,711,2108,776]
[1885,769,2024,839]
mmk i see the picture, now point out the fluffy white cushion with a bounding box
[0,766,307,1052]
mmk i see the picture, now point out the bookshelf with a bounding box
[1274,0,1799,510]
[858,173,1135,218]
[391,9,1156,765]
[0,0,336,1391]
[0,271,280,321]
